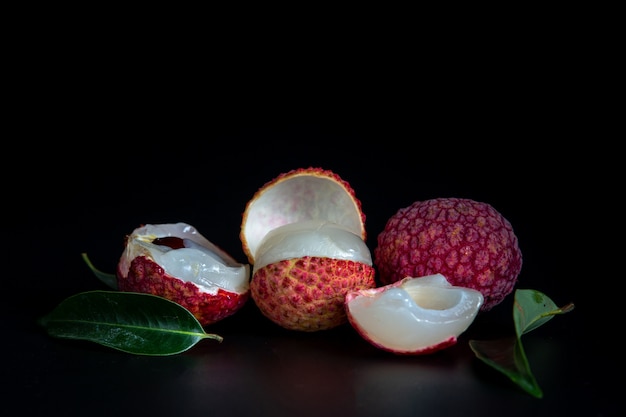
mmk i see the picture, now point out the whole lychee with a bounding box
[117,222,251,326]
[240,167,376,332]
[374,198,522,311]
[346,273,484,355]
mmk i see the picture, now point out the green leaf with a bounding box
[469,289,575,398]
[39,290,223,356]
[82,253,118,290]
[513,289,574,336]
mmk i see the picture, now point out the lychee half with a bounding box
[345,273,484,355]
[374,198,522,311]
[240,168,376,332]
[117,222,250,326]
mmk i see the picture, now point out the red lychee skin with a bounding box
[374,198,522,311]
[117,256,250,327]
[251,256,376,332]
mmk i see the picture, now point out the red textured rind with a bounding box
[117,256,249,326]
[250,256,376,332]
[374,198,522,311]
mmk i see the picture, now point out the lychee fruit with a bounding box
[374,198,522,311]
[117,222,251,326]
[240,167,376,332]
[345,273,484,355]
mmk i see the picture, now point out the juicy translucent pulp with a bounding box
[347,274,483,352]
[120,223,250,294]
[253,220,372,274]
[148,244,249,294]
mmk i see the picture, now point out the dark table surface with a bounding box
[6,121,614,417]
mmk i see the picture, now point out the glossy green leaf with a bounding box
[39,290,223,356]
[82,253,118,290]
[469,289,575,398]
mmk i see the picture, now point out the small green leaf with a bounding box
[469,289,574,398]
[39,290,223,356]
[470,335,542,398]
[82,253,118,290]
[513,289,574,336]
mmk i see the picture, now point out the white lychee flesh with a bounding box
[119,223,250,294]
[346,273,483,354]
[253,220,372,274]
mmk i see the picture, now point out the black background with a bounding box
[4,68,616,416]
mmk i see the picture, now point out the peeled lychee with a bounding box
[117,222,250,326]
[345,273,484,355]
[240,167,376,332]
[374,198,522,311]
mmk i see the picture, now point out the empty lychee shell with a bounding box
[117,222,250,326]
[345,273,484,355]
[240,167,366,266]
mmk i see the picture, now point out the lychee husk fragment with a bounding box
[240,167,366,265]
[117,222,250,326]
[240,168,375,332]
